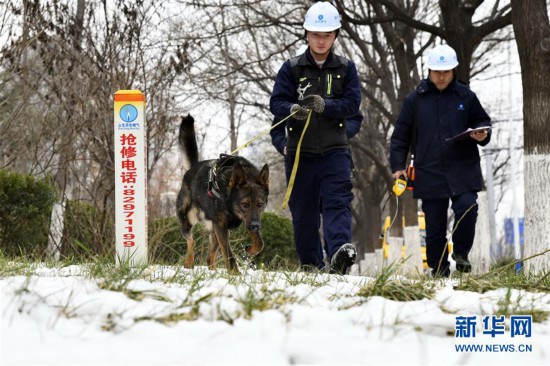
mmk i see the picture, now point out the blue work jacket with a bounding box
[270,49,362,155]
[390,78,491,199]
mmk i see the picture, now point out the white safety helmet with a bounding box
[427,44,459,70]
[303,2,342,32]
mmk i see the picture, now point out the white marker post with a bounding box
[114,90,147,266]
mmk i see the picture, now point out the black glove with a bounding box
[290,104,309,120]
[301,94,325,113]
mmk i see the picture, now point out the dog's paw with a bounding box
[229,268,241,275]
[245,245,258,256]
[245,244,263,256]
[183,255,195,269]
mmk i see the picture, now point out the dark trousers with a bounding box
[421,192,478,271]
[285,149,353,268]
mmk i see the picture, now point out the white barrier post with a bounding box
[114,90,148,266]
[403,226,423,276]
[46,201,65,261]
[388,237,403,266]
[362,252,377,276]
[471,191,491,275]
[375,248,384,271]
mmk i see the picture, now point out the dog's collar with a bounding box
[207,154,237,200]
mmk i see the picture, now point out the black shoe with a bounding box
[431,263,450,278]
[452,253,472,273]
[330,243,357,275]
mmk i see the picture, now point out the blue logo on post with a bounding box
[120,104,138,123]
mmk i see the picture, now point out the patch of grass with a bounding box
[0,254,84,278]
[133,283,219,325]
[492,288,549,323]
[101,313,118,332]
[90,260,175,302]
[454,271,550,294]
[133,295,212,325]
[135,311,200,324]
[0,255,35,278]
[451,267,550,323]
[278,270,332,287]
[254,255,302,272]
[238,287,298,318]
[123,288,172,302]
[357,264,435,302]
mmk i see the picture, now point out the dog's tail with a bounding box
[179,115,199,167]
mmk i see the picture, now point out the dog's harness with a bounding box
[207,154,237,200]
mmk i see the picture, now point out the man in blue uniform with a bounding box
[390,44,491,277]
[270,2,363,274]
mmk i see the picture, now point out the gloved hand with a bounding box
[301,94,325,113]
[290,104,309,120]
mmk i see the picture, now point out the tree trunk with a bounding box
[439,0,475,82]
[511,0,550,273]
[47,0,86,260]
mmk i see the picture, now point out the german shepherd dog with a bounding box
[176,115,269,273]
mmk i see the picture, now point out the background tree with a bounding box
[0,0,183,255]
[172,1,305,214]
[371,0,512,83]
[511,0,550,272]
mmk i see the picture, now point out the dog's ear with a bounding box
[229,162,247,189]
[255,164,269,188]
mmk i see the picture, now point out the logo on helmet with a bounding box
[427,44,459,70]
[303,2,341,31]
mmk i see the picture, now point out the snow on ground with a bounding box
[1,265,549,365]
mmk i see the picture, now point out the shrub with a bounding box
[0,170,298,269]
[62,200,115,259]
[247,212,299,269]
[0,170,56,257]
[148,217,209,264]
[149,212,298,268]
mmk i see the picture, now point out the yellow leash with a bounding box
[225,108,311,211]
[230,110,298,156]
[281,110,312,210]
